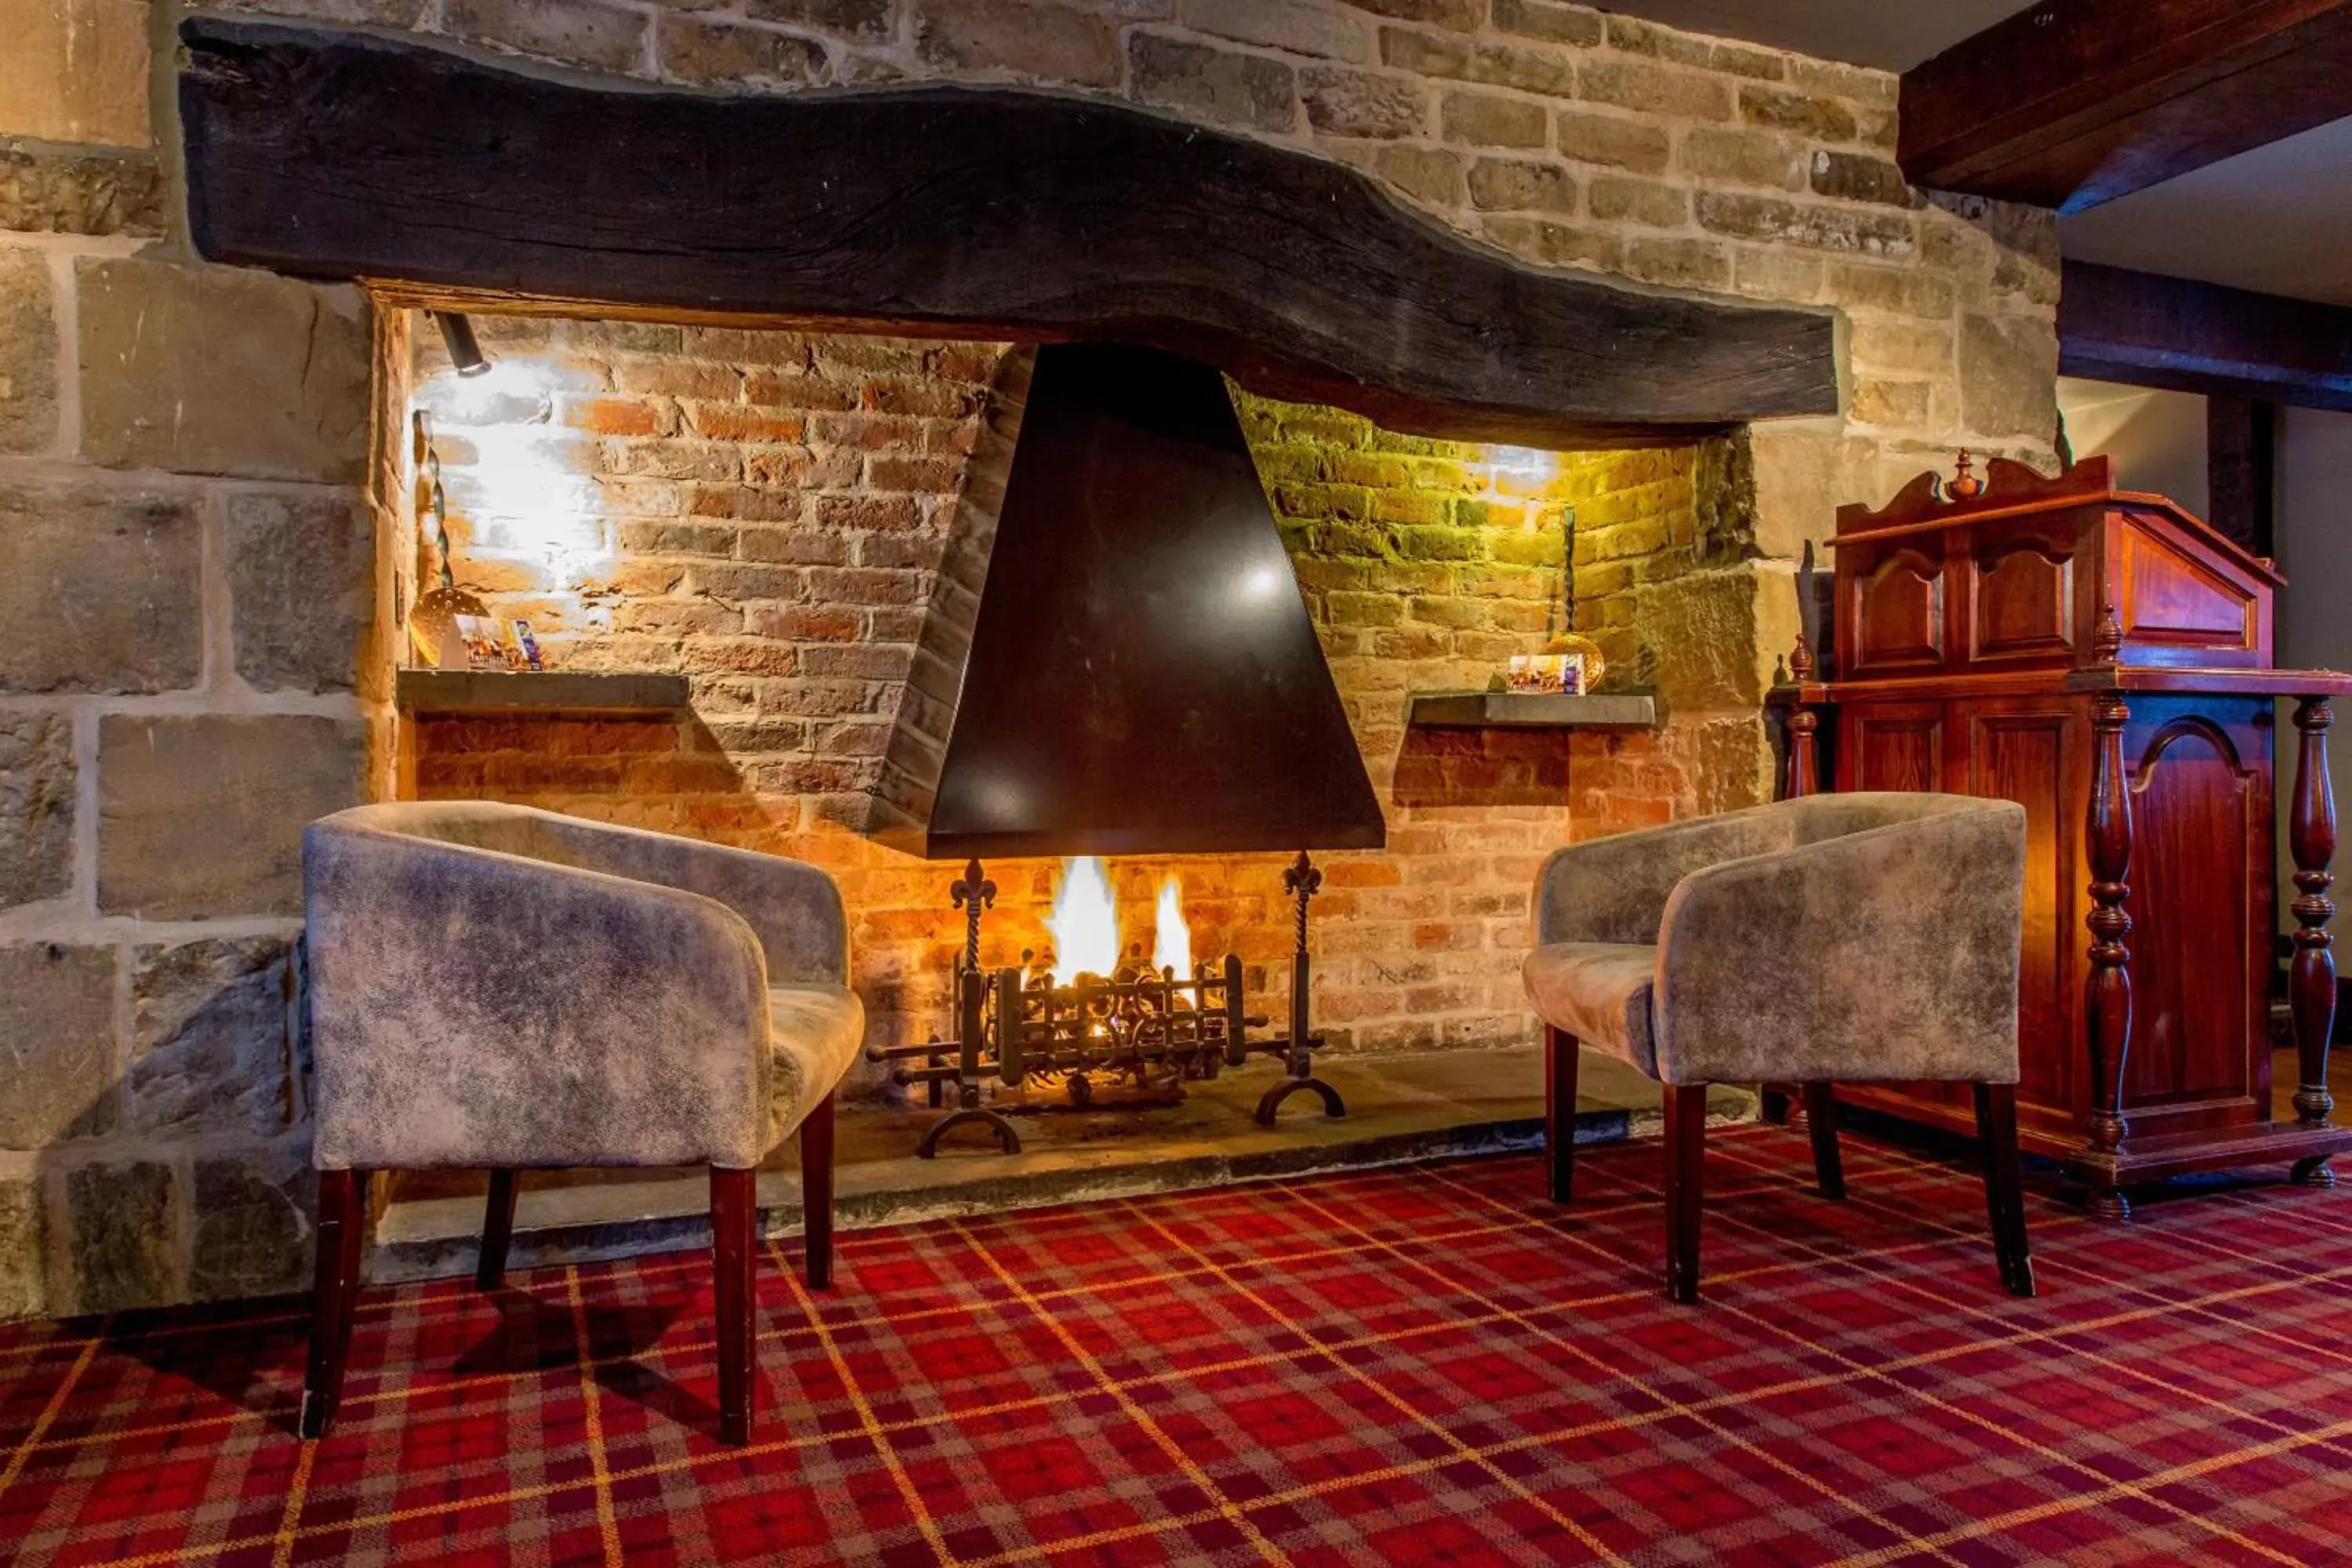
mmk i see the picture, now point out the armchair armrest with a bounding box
[1650,800,2026,1086]
[533,812,850,986]
[303,820,774,1170]
[1534,803,1795,946]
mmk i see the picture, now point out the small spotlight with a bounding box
[432,311,491,377]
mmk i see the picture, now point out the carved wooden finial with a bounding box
[1947,448,1984,501]
[2092,601,2124,662]
[1789,629,1816,683]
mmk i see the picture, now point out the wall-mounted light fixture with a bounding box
[432,310,491,376]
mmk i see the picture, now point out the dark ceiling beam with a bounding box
[1900,0,2352,212]
[176,18,1838,450]
[2058,260,2352,412]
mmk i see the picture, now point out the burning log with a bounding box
[864,855,1344,1158]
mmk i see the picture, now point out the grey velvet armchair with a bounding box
[298,802,865,1444]
[1523,792,2032,1304]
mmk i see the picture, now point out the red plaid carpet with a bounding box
[5,1124,2352,1566]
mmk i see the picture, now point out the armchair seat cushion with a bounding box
[768,985,866,1145]
[1523,943,1657,1074]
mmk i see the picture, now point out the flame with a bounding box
[1046,857,1120,985]
[1152,875,1192,976]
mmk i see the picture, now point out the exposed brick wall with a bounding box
[405,317,1722,1060]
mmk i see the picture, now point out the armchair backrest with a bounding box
[313,802,849,986]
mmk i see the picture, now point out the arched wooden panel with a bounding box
[1973,540,2074,662]
[1849,550,1945,675]
[2125,716,2259,1109]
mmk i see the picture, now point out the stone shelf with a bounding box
[394,668,691,713]
[1409,691,1658,730]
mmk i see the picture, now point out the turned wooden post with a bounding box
[2290,695,2339,1181]
[2082,606,2136,1220]
[1784,631,1820,801]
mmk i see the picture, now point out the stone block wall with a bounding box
[405,316,1722,1058]
[0,0,383,1317]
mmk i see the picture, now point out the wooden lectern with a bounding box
[1775,454,2351,1217]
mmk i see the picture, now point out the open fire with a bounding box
[866,855,1342,1157]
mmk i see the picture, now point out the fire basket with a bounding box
[866,853,1345,1158]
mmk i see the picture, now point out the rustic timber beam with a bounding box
[176,17,1838,449]
[2059,261,2352,413]
[1900,0,2352,212]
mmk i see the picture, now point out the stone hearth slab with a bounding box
[368,1046,1756,1284]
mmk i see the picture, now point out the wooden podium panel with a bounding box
[1777,456,2351,1217]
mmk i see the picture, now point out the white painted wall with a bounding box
[2055,376,2210,517]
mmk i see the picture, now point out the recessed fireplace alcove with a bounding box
[174,16,1830,1255]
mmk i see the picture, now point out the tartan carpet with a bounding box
[5,1126,2352,1567]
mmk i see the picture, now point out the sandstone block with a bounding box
[62,1159,180,1314]
[1626,237,1731,292]
[1381,31,1577,96]
[1578,60,1730,123]
[746,0,896,39]
[1588,176,1687,229]
[1632,567,1762,710]
[659,18,829,85]
[99,714,370,920]
[1181,0,1371,62]
[1301,67,1426,139]
[913,0,1123,86]
[1465,158,1574,214]
[1480,216,1623,272]
[1341,0,1480,29]
[0,478,202,694]
[125,937,295,1138]
[1553,110,1671,173]
[1730,245,1824,303]
[1738,85,1855,142]
[0,249,56,453]
[1852,376,1933,430]
[227,490,376,693]
[0,711,74,910]
[1827,261,1954,319]
[1811,150,1915,208]
[1961,312,2059,441]
[0,1178,43,1321]
[1490,0,1602,48]
[0,137,167,236]
[1441,91,1548,150]
[1679,125,1806,191]
[0,944,117,1149]
[1693,192,1913,257]
[445,0,652,72]
[78,259,369,484]
[188,1134,314,1301]
[0,0,148,147]
[1130,34,1298,132]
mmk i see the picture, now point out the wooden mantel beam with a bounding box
[2058,260,2352,412]
[1900,0,2352,212]
[176,18,1838,449]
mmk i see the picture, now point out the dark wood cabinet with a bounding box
[1778,456,2351,1215]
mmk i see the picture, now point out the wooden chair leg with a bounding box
[1802,1083,1846,1200]
[1664,1084,1706,1305]
[1544,1025,1581,1204]
[800,1090,836,1290]
[476,1169,519,1291]
[299,1167,368,1440]
[710,1165,760,1445]
[1973,1083,2037,1298]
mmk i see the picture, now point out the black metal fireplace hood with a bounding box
[874,343,1385,861]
